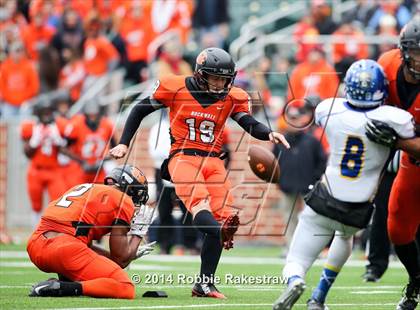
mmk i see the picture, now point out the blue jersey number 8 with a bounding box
[340,136,365,179]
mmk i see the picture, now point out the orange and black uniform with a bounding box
[27,184,135,299]
[119,74,272,290]
[378,49,420,245]
[65,114,115,184]
[120,75,271,221]
[21,120,67,213]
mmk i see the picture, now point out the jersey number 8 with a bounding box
[340,136,365,179]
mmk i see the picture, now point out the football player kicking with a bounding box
[110,47,290,298]
[273,59,416,310]
[27,164,156,299]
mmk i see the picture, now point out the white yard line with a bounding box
[0,251,404,268]
[42,303,397,310]
[350,290,397,294]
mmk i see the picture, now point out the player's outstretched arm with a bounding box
[396,137,420,160]
[109,225,143,269]
[233,113,290,149]
[366,120,420,160]
[109,98,158,159]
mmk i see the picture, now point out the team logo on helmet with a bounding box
[196,51,207,65]
[131,166,146,184]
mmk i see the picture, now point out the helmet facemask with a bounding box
[194,70,237,100]
[401,43,420,81]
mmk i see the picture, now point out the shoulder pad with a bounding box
[158,75,187,92]
[228,87,249,102]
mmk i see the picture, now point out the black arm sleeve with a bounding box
[119,98,158,146]
[235,114,271,140]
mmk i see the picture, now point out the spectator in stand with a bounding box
[95,0,126,21]
[342,0,378,28]
[273,106,327,252]
[0,23,21,62]
[118,0,153,84]
[311,0,337,35]
[332,22,369,82]
[38,46,61,93]
[29,0,61,30]
[154,37,193,79]
[22,11,55,61]
[51,8,85,66]
[192,0,230,49]
[372,14,399,59]
[149,0,194,44]
[286,46,340,102]
[103,14,127,70]
[59,48,86,102]
[367,0,411,34]
[293,14,320,63]
[0,41,40,118]
[1,0,27,31]
[82,11,119,92]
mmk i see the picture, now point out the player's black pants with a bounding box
[366,172,395,277]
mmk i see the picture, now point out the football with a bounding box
[247,145,280,183]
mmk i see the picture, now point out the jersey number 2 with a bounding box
[340,136,365,179]
[185,118,215,143]
[56,184,93,208]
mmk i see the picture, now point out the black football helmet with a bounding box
[194,47,237,100]
[104,165,149,206]
[33,98,54,124]
[399,15,420,81]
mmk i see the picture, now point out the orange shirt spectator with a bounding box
[59,58,86,102]
[83,36,119,76]
[0,43,40,109]
[95,0,126,20]
[287,48,339,102]
[22,14,56,60]
[148,0,194,44]
[293,15,320,63]
[119,7,153,63]
[332,23,369,64]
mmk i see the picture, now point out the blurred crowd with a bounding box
[0,0,230,117]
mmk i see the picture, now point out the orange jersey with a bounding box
[59,60,86,101]
[378,49,420,171]
[20,120,66,169]
[378,49,420,123]
[38,184,134,244]
[119,14,153,62]
[151,75,250,155]
[65,115,114,164]
[286,59,340,102]
[21,23,55,60]
[83,36,119,76]
[0,57,40,106]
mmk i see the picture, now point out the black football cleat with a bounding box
[192,283,226,299]
[220,213,239,250]
[397,281,419,310]
[362,269,380,282]
[29,279,62,297]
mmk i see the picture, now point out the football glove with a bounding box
[129,205,156,237]
[48,123,66,147]
[135,241,156,258]
[29,124,44,149]
[365,120,398,148]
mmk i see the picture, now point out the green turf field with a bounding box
[0,244,405,309]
